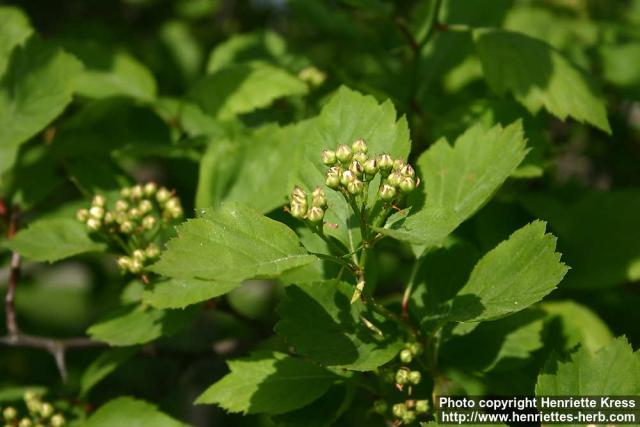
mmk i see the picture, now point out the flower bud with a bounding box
[379,184,396,201]
[399,348,413,364]
[50,414,65,427]
[347,179,364,195]
[395,369,409,385]
[115,199,129,211]
[89,206,104,219]
[142,215,156,230]
[130,259,143,274]
[156,187,171,203]
[353,152,367,164]
[393,159,406,171]
[340,170,356,186]
[131,185,144,199]
[306,206,324,223]
[407,342,423,355]
[120,187,131,197]
[387,171,403,187]
[402,411,416,424]
[363,159,378,176]
[139,200,153,214]
[165,198,181,211]
[145,244,160,258]
[115,212,127,224]
[290,202,307,219]
[120,221,134,233]
[291,186,307,204]
[104,212,115,224]
[128,208,141,219]
[92,194,106,207]
[321,149,337,166]
[373,400,388,415]
[399,176,416,193]
[415,400,430,414]
[116,256,131,270]
[400,163,415,178]
[144,182,157,195]
[311,187,327,208]
[408,370,422,384]
[40,403,54,418]
[169,206,183,219]
[132,249,146,262]
[19,418,32,427]
[76,209,89,222]
[325,173,341,189]
[335,144,353,163]
[392,403,407,418]
[349,160,364,177]
[3,407,17,420]
[377,154,393,174]
[352,138,368,153]
[87,218,101,231]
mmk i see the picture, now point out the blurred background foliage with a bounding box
[1,0,640,425]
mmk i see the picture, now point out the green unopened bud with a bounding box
[50,414,65,427]
[18,418,31,427]
[168,206,183,219]
[131,185,144,199]
[407,342,423,356]
[340,170,356,186]
[347,179,364,195]
[377,154,393,174]
[120,187,131,198]
[92,194,106,207]
[165,197,181,211]
[363,158,378,176]
[130,259,143,274]
[291,186,307,203]
[399,348,413,363]
[402,411,416,424]
[139,200,153,214]
[76,209,89,222]
[387,171,403,187]
[321,149,337,166]
[3,407,17,420]
[379,184,396,201]
[415,400,430,414]
[120,221,134,233]
[142,215,156,230]
[89,206,104,219]
[311,187,327,208]
[156,187,171,203]
[373,400,388,415]
[132,249,146,262]
[408,370,422,385]
[117,256,131,270]
[306,206,325,223]
[115,200,129,211]
[144,182,157,195]
[400,164,415,178]
[290,202,307,219]
[104,212,115,224]
[353,152,368,164]
[336,144,353,163]
[349,160,364,177]
[115,212,127,224]
[392,403,407,418]
[352,138,368,153]
[395,369,409,385]
[145,244,160,258]
[40,403,53,418]
[399,176,416,193]
[393,159,406,171]
[128,208,141,219]
[325,173,341,189]
[87,218,101,231]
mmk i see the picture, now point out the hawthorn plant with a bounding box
[1,1,640,426]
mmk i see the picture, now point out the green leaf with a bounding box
[0,6,33,75]
[196,351,336,415]
[80,347,138,396]
[379,121,527,250]
[85,397,189,427]
[0,37,83,176]
[195,138,243,209]
[448,221,568,322]
[474,29,610,133]
[271,385,350,427]
[143,278,239,309]
[275,281,404,371]
[536,336,640,396]
[189,61,307,120]
[5,217,106,262]
[87,305,194,346]
[206,31,288,73]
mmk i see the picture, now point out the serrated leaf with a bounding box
[536,336,640,396]
[206,31,288,73]
[541,301,612,354]
[275,281,404,371]
[196,351,336,415]
[0,37,82,176]
[5,217,106,262]
[87,305,194,346]
[379,121,527,251]
[448,221,568,322]
[143,278,239,309]
[474,29,610,133]
[150,203,315,306]
[0,6,33,75]
[189,61,307,120]
[85,397,188,427]
[80,347,138,396]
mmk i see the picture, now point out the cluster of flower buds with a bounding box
[116,244,160,274]
[321,138,418,201]
[1,391,65,427]
[391,399,430,425]
[288,186,327,224]
[76,183,182,235]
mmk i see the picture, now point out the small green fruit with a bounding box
[392,403,407,418]
[408,370,422,385]
[399,348,413,363]
[415,399,429,414]
[395,369,409,385]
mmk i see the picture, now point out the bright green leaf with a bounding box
[80,347,138,396]
[0,6,33,74]
[85,397,189,427]
[196,351,336,415]
[143,278,239,310]
[275,281,404,371]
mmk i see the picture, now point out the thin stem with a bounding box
[401,259,422,319]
